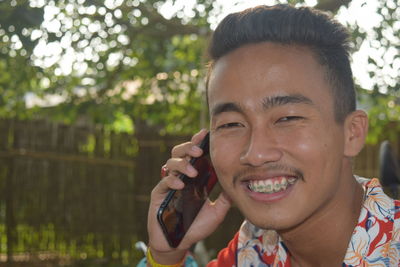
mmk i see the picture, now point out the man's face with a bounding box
[208,43,348,230]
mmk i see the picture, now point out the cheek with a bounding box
[210,136,242,183]
[277,128,323,155]
[211,142,231,175]
[282,126,344,184]
[281,122,339,151]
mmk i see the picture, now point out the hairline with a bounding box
[205,42,346,124]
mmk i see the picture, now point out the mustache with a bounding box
[232,163,304,184]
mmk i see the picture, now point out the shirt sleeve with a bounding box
[206,232,239,267]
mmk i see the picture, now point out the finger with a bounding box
[152,174,185,197]
[212,191,233,213]
[193,192,232,228]
[171,142,203,159]
[166,158,198,178]
[162,175,185,190]
[160,165,169,178]
[191,129,208,144]
[170,129,208,158]
[179,192,232,248]
[195,192,232,229]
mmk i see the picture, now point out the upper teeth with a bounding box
[248,177,296,194]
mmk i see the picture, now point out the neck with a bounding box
[278,172,364,267]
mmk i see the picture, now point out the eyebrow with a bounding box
[211,102,243,117]
[211,94,314,117]
[261,94,314,110]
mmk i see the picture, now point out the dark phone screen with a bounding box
[157,134,217,248]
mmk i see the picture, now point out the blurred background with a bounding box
[0,0,399,266]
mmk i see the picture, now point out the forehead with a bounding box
[207,43,332,111]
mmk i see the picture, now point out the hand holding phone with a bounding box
[157,133,218,248]
[147,130,231,262]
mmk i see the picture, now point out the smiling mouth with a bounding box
[246,176,297,194]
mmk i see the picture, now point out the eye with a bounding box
[216,122,243,130]
[276,116,304,123]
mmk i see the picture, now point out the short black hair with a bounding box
[207,4,356,123]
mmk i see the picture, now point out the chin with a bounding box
[247,218,294,231]
[243,209,305,231]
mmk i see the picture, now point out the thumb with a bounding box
[181,191,232,246]
[207,191,232,224]
[214,191,232,210]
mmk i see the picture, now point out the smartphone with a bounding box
[157,133,218,248]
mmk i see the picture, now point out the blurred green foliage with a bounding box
[0,0,399,140]
[1,0,215,135]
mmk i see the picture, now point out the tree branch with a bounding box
[315,0,352,13]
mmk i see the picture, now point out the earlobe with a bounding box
[344,110,369,157]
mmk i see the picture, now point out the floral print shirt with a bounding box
[207,177,400,266]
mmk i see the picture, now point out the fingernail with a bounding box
[186,165,197,176]
[191,146,202,153]
[173,179,184,188]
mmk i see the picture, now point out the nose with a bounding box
[239,129,283,167]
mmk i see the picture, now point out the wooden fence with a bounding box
[0,118,398,266]
[0,119,243,266]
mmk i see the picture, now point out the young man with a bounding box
[144,4,400,266]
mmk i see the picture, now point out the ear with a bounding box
[344,110,369,157]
